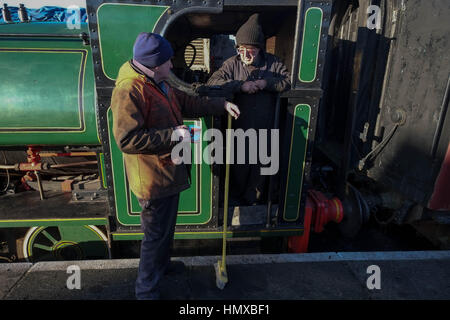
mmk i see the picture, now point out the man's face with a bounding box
[238,45,260,65]
[154,59,173,81]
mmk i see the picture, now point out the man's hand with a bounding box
[224,101,240,120]
[254,79,267,90]
[173,125,191,142]
[241,81,259,94]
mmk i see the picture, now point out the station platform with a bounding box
[1,251,449,301]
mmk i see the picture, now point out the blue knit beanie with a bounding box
[133,32,174,68]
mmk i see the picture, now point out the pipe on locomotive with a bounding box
[0,160,97,171]
[0,146,99,200]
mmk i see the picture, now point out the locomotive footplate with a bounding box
[0,190,108,228]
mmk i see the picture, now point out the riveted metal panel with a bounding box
[86,0,223,233]
[291,0,332,89]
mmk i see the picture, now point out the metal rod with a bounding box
[0,33,76,38]
[431,74,450,158]
[266,95,281,227]
[49,161,97,169]
[0,32,90,45]
[0,164,16,170]
[0,159,97,170]
[40,152,97,157]
[34,170,45,200]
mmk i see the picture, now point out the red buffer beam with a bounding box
[288,190,344,253]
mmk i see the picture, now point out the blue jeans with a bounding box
[135,194,180,300]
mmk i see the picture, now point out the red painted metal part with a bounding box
[309,190,344,233]
[429,143,450,210]
[288,190,344,253]
[11,148,96,172]
[19,147,41,188]
[26,146,41,165]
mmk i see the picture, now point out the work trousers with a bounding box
[135,193,180,300]
[230,93,276,204]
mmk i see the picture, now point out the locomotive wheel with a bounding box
[22,225,109,262]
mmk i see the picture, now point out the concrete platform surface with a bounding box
[1,251,449,300]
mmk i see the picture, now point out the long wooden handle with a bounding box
[221,114,232,266]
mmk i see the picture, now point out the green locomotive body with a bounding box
[0,0,449,262]
[0,22,99,146]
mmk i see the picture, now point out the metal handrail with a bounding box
[0,32,90,44]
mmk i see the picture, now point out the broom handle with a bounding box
[221,114,232,266]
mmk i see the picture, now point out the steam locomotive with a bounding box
[0,0,448,262]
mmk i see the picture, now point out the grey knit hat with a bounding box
[236,14,265,49]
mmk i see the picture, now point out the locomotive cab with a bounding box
[86,0,331,243]
[165,6,299,221]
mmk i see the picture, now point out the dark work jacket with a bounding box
[207,52,291,131]
[207,52,291,202]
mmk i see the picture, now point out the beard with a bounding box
[240,54,255,65]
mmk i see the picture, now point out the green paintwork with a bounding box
[0,22,87,35]
[112,228,304,240]
[283,104,311,221]
[0,4,320,243]
[299,8,323,82]
[0,218,107,228]
[97,3,169,80]
[1,51,84,129]
[25,225,109,261]
[107,108,215,227]
[0,22,99,146]
[99,153,108,189]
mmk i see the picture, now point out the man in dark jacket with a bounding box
[207,13,291,205]
[111,32,239,300]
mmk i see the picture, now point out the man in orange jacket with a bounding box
[111,32,239,299]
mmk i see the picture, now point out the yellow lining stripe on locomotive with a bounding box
[113,228,304,237]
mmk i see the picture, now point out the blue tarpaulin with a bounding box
[0,6,87,23]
